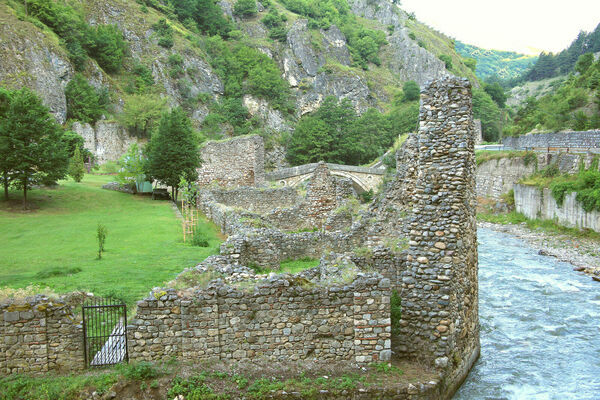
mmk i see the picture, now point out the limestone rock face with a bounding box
[0,4,73,123]
[72,121,143,164]
[347,0,448,85]
[243,95,291,133]
[84,0,224,125]
[281,20,372,115]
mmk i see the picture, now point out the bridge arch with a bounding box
[266,163,384,193]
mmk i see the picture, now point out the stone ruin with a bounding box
[197,135,265,187]
[1,77,479,396]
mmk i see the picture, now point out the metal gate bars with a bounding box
[82,297,129,368]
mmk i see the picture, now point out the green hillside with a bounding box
[0,0,478,168]
[455,41,536,80]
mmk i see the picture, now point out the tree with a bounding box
[0,88,69,206]
[484,82,507,108]
[147,108,201,201]
[89,25,127,73]
[233,0,257,17]
[0,88,13,200]
[402,80,420,102]
[65,74,108,124]
[575,53,594,75]
[119,94,167,137]
[68,146,86,182]
[472,88,502,142]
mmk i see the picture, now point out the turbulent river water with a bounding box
[454,228,600,399]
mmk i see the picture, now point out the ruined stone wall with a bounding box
[503,130,600,150]
[127,276,391,365]
[205,187,300,215]
[0,297,84,375]
[197,135,265,187]
[399,78,479,384]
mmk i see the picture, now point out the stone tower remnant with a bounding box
[398,77,480,388]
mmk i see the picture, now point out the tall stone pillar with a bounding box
[397,77,479,385]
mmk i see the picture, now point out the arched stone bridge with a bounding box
[266,163,385,192]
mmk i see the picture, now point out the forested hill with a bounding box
[523,23,600,81]
[0,0,478,168]
[455,41,536,80]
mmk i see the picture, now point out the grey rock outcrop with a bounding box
[243,95,291,132]
[282,19,373,114]
[72,121,143,164]
[0,4,73,123]
[347,0,448,85]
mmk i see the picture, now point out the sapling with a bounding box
[97,223,107,259]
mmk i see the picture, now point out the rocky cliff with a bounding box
[0,0,477,163]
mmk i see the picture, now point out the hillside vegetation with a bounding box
[455,41,537,80]
[0,0,477,167]
[522,23,600,82]
[504,53,600,135]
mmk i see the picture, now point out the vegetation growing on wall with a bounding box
[550,159,600,212]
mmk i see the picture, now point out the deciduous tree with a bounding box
[0,88,69,206]
[147,108,201,201]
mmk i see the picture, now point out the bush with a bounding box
[89,25,128,73]
[68,146,86,182]
[390,290,402,336]
[97,223,107,260]
[120,362,161,380]
[153,19,174,48]
[402,80,420,102]
[439,54,452,70]
[65,74,108,124]
[234,0,258,17]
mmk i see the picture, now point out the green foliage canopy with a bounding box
[119,94,167,138]
[233,0,258,17]
[147,108,201,201]
[0,87,69,205]
[65,74,109,124]
[402,80,420,102]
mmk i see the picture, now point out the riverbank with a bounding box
[477,221,600,281]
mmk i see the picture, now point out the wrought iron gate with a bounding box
[82,298,128,368]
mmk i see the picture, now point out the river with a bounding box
[455,227,600,399]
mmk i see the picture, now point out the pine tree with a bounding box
[147,108,201,201]
[68,146,86,182]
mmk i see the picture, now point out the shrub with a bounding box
[120,362,161,380]
[65,74,108,124]
[68,146,86,182]
[402,80,420,102]
[89,25,128,73]
[390,290,402,336]
[523,151,537,167]
[234,0,258,17]
[439,54,452,70]
[153,19,174,48]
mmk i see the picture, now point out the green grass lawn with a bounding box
[0,175,221,306]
